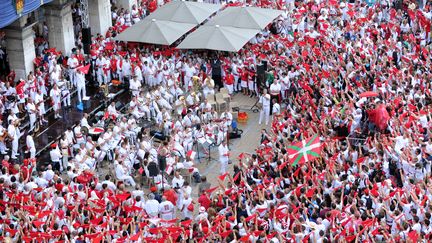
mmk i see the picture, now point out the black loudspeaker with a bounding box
[82,27,92,45]
[262,60,268,70]
[256,64,266,91]
[83,43,91,55]
[257,64,266,75]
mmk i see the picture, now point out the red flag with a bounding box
[218,172,229,181]
[205,186,219,194]
[305,187,315,198]
[129,231,141,241]
[77,64,91,74]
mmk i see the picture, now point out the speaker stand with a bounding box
[250,98,260,113]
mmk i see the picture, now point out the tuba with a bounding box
[192,75,202,93]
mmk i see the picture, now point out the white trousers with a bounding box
[259,106,270,125]
[219,158,228,174]
[77,85,86,103]
[12,138,19,158]
[119,175,136,187]
[29,114,36,131]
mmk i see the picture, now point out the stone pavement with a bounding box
[190,93,271,198]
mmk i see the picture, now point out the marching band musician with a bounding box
[26,97,38,132]
[155,92,172,110]
[185,92,198,109]
[49,83,62,119]
[184,62,197,91]
[258,89,271,125]
[159,85,173,104]
[202,76,215,99]
[75,147,95,171]
[74,122,85,145]
[129,96,147,120]
[97,129,114,162]
[129,75,142,97]
[107,101,120,119]
[175,96,186,117]
[220,108,233,127]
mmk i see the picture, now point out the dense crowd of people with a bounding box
[0,0,432,242]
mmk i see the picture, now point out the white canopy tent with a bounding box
[114,18,196,46]
[114,1,221,45]
[205,6,283,30]
[177,25,260,52]
[147,1,222,24]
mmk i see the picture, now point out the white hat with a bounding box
[199,206,206,213]
[340,2,346,8]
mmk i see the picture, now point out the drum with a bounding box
[88,127,104,140]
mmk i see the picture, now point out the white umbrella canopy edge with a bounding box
[146,1,222,24]
[205,6,284,29]
[114,19,196,45]
[177,25,260,52]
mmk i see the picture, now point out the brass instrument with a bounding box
[192,75,202,93]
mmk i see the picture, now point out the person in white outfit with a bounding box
[26,98,37,132]
[115,160,136,186]
[76,68,87,103]
[259,89,271,125]
[144,193,160,218]
[67,54,79,87]
[34,89,47,123]
[26,132,36,159]
[7,119,21,159]
[159,196,175,220]
[129,75,142,96]
[218,140,229,175]
[50,84,62,119]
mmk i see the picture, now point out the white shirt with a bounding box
[259,94,271,107]
[144,199,160,217]
[26,135,36,151]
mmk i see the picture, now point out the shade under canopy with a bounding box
[177,25,260,52]
[205,6,283,29]
[114,18,196,45]
[147,1,222,24]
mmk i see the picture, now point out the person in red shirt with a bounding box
[197,191,211,209]
[224,69,235,96]
[240,67,249,95]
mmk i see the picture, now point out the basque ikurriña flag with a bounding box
[287,134,322,166]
